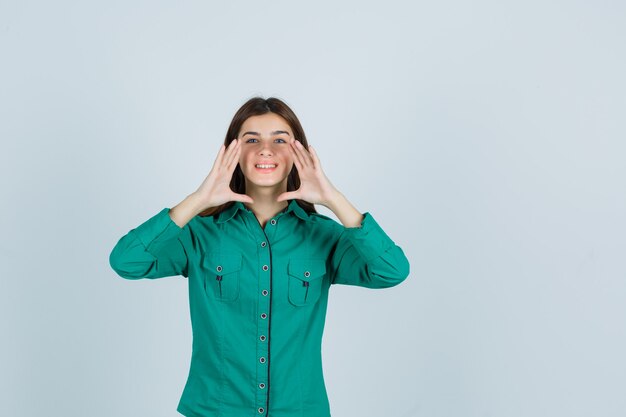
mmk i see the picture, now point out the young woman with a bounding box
[109,96,410,417]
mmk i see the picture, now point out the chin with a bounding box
[247,173,289,187]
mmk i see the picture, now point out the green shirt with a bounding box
[109,199,410,417]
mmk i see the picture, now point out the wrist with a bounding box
[323,189,345,211]
[186,192,209,216]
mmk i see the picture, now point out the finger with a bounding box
[289,139,302,169]
[288,139,302,171]
[220,140,233,167]
[294,140,313,168]
[212,143,225,168]
[232,192,254,204]
[308,145,320,169]
[226,139,241,172]
[277,191,297,202]
[290,139,307,170]
[224,138,240,168]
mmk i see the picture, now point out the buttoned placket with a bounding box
[110,198,411,417]
[244,207,288,416]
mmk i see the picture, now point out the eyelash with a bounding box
[245,138,287,143]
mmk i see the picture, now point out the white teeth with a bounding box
[255,164,276,168]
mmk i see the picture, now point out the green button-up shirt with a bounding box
[109,199,410,417]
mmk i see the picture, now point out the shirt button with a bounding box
[216,265,223,272]
[262,265,268,271]
[304,271,310,277]
[262,290,268,296]
[260,357,266,363]
[261,241,267,247]
[261,313,267,319]
[258,407,265,413]
[260,335,266,341]
[270,219,276,225]
[259,383,265,389]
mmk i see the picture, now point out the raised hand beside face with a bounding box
[276,139,339,207]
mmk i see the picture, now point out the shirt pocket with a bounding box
[202,251,243,302]
[287,258,326,307]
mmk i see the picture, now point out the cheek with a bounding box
[281,156,293,170]
[238,150,250,164]
[280,148,293,162]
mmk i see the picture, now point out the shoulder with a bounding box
[182,213,217,235]
[306,212,344,234]
[307,211,336,223]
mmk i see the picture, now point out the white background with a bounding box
[1,1,625,416]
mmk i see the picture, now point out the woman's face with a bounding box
[237,112,295,191]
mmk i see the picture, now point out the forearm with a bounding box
[324,190,364,228]
[109,207,191,279]
[169,192,207,228]
[325,195,411,287]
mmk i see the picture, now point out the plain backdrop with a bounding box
[1,1,625,416]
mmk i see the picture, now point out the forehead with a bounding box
[240,113,291,134]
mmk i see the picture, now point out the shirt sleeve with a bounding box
[329,212,410,288]
[109,208,192,279]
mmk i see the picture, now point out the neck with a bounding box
[243,183,289,218]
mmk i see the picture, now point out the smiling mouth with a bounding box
[255,163,277,172]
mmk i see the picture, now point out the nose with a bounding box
[259,142,276,156]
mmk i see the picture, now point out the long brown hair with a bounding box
[198,96,318,218]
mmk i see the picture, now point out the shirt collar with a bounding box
[215,199,310,224]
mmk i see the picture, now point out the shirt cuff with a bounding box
[341,212,396,262]
[132,208,184,250]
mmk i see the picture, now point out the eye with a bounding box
[245,138,287,143]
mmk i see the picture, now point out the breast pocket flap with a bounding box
[287,258,326,307]
[202,251,243,274]
[202,251,243,302]
[288,258,326,282]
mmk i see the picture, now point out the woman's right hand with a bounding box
[193,138,253,209]
[169,139,251,228]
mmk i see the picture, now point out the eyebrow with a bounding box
[242,130,291,137]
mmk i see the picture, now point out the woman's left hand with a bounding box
[276,139,339,207]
